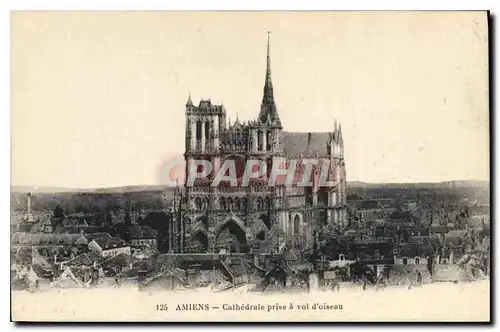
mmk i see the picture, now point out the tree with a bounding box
[53,205,64,219]
[122,212,132,243]
[105,211,113,227]
[124,212,131,226]
[142,212,170,253]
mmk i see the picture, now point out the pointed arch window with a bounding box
[196,121,202,140]
[257,130,263,151]
[205,121,210,139]
[242,198,248,213]
[266,131,272,151]
[256,197,263,211]
[265,197,271,212]
[195,198,202,210]
[293,214,300,235]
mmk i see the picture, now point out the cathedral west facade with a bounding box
[181,34,347,254]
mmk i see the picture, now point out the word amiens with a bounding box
[176,304,210,311]
[174,157,340,187]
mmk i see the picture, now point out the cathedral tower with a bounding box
[249,32,284,156]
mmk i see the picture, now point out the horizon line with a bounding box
[10,179,491,191]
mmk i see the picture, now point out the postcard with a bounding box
[10,11,490,322]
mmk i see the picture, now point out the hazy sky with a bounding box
[11,11,489,188]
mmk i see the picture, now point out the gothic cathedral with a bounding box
[182,34,347,254]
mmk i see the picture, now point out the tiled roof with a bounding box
[352,238,392,245]
[430,226,450,233]
[93,236,128,250]
[446,230,468,239]
[400,243,434,257]
[65,252,103,266]
[408,236,429,244]
[103,253,133,267]
[31,264,54,279]
[28,217,55,233]
[479,226,490,238]
[283,132,330,158]
[88,233,112,241]
[144,269,187,286]
[54,227,82,234]
[61,216,89,228]
[17,223,33,233]
[11,232,87,246]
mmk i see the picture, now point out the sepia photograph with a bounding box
[10,11,490,322]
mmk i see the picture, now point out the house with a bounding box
[11,264,30,291]
[328,254,356,269]
[26,264,55,289]
[468,215,490,228]
[429,225,450,237]
[432,251,477,283]
[349,200,385,225]
[99,253,134,277]
[394,244,432,266]
[130,225,158,248]
[260,266,288,291]
[11,232,88,247]
[140,269,187,291]
[31,246,53,269]
[219,258,249,287]
[61,252,103,269]
[51,266,88,288]
[88,234,131,258]
[132,244,159,260]
[29,216,68,233]
[443,230,469,247]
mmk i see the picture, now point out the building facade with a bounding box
[181,34,347,254]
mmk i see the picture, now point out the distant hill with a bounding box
[11,180,489,194]
[11,185,174,194]
[11,180,490,213]
[346,180,489,189]
[11,186,78,193]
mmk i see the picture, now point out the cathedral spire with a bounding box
[264,31,273,101]
[258,31,282,127]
